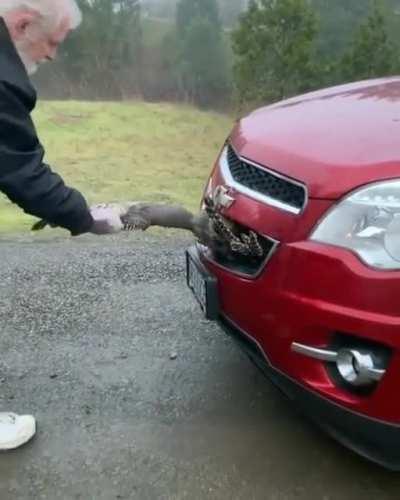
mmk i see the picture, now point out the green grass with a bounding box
[0,100,232,234]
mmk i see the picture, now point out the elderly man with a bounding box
[0,0,123,450]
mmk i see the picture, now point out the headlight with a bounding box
[310,180,400,270]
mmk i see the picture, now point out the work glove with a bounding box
[88,203,125,235]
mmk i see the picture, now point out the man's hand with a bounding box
[88,204,124,235]
[31,202,128,234]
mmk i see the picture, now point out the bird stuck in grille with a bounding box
[31,199,266,260]
[200,196,264,258]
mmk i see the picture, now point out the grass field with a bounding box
[0,100,233,234]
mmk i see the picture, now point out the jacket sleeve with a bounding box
[0,81,93,235]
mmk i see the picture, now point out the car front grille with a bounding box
[201,215,278,277]
[225,145,306,213]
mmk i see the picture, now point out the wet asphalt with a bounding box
[0,232,400,500]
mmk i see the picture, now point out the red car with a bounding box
[186,77,400,470]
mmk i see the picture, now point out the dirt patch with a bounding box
[51,112,92,126]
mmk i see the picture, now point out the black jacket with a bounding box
[0,18,93,235]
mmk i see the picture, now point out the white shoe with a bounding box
[0,412,36,450]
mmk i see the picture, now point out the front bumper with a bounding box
[218,313,400,470]
[198,240,400,423]
[187,240,400,469]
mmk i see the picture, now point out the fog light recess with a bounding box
[336,349,384,386]
[291,335,390,392]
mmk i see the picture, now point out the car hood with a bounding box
[230,77,400,200]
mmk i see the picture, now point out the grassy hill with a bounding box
[0,100,232,234]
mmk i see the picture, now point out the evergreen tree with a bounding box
[175,0,229,107]
[340,0,399,81]
[37,0,143,99]
[231,0,319,106]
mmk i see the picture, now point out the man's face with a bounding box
[9,11,71,75]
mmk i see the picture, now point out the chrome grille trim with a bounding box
[219,144,308,215]
[197,231,280,279]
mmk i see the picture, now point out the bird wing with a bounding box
[31,202,197,233]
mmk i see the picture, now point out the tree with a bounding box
[35,0,143,99]
[310,0,400,59]
[218,0,248,27]
[175,0,229,107]
[339,0,399,81]
[310,0,369,59]
[231,0,320,107]
[176,0,221,37]
[142,0,176,19]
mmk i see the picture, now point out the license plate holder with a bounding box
[186,247,219,320]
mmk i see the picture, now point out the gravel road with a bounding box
[0,232,400,500]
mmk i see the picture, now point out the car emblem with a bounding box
[212,185,235,209]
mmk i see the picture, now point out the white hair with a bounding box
[0,0,82,30]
